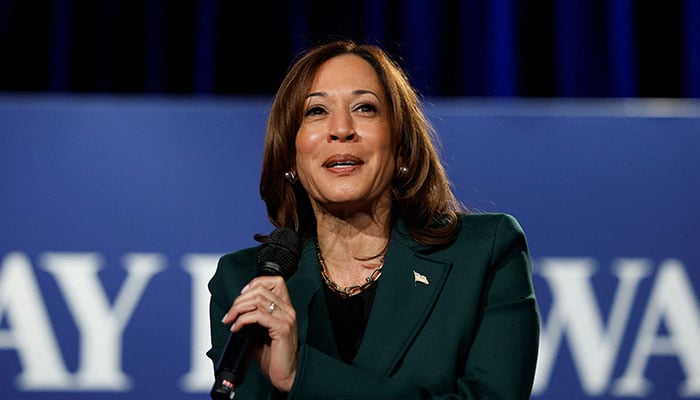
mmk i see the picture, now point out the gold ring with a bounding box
[267,301,276,315]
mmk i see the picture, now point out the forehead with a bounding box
[309,54,383,93]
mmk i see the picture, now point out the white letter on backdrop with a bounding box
[179,253,220,392]
[40,252,165,390]
[0,252,73,389]
[533,258,650,395]
[613,259,700,397]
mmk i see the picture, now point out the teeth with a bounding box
[329,161,356,167]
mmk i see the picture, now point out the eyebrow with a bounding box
[305,89,380,100]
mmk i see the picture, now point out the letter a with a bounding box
[613,259,700,396]
[0,252,73,389]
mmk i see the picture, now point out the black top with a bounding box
[323,282,378,364]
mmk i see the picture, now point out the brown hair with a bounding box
[259,39,466,245]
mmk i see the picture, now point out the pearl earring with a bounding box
[397,166,408,178]
[284,171,298,184]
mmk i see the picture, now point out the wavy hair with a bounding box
[259,39,466,245]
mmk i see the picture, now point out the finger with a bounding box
[221,276,293,325]
[244,276,291,301]
[224,289,275,324]
[230,298,294,334]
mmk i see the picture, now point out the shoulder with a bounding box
[454,213,531,278]
[440,213,530,271]
[393,213,526,253]
[455,212,526,244]
[218,245,259,272]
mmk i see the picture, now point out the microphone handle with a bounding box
[211,324,267,399]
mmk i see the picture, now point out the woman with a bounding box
[207,40,539,399]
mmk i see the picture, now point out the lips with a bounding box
[323,154,364,169]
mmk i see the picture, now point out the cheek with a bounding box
[294,126,322,154]
[294,130,318,174]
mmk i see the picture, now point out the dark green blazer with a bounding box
[207,213,539,399]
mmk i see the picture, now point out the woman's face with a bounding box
[295,54,395,216]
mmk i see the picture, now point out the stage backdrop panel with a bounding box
[1,95,699,400]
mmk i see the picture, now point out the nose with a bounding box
[328,110,357,142]
[330,131,356,142]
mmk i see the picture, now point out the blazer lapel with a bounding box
[353,225,453,375]
[287,241,340,359]
[288,223,453,373]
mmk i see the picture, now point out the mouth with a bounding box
[323,154,364,170]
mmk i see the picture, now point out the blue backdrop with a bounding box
[1,95,699,399]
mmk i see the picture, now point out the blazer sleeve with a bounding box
[461,214,540,399]
[287,214,540,400]
[206,248,257,366]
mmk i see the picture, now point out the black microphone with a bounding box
[210,227,301,400]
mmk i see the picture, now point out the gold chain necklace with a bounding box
[316,242,385,298]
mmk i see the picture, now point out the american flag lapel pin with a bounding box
[413,270,429,286]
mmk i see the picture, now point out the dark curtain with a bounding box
[0,0,697,97]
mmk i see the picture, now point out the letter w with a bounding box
[532,258,651,395]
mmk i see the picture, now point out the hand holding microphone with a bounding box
[211,227,301,399]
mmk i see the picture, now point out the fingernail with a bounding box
[221,313,228,324]
[241,284,249,294]
[230,323,236,332]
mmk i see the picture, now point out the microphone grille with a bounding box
[256,227,301,280]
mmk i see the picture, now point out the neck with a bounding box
[315,206,390,252]
[312,200,391,285]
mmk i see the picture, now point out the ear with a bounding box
[395,152,406,169]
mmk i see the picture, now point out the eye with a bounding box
[304,105,327,117]
[354,103,378,113]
